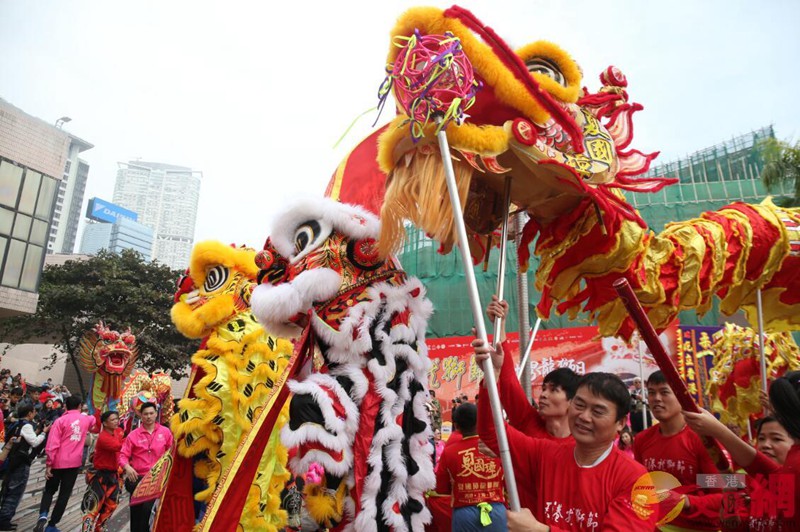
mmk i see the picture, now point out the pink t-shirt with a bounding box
[45,410,97,469]
[119,424,173,476]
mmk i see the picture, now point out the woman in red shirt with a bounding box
[81,411,125,532]
[684,370,800,531]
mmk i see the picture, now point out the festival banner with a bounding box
[675,325,720,409]
[426,323,689,420]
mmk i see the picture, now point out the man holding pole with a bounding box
[475,339,656,531]
[487,296,577,442]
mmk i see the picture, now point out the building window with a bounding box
[0,160,23,208]
[0,207,12,234]
[18,170,41,216]
[1,239,25,287]
[18,244,43,291]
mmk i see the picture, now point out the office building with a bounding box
[79,197,154,259]
[0,98,91,316]
[113,161,201,270]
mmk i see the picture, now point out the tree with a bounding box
[0,249,198,396]
[759,137,800,207]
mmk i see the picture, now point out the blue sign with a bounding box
[86,197,138,223]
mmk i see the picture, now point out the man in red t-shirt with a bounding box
[633,370,722,530]
[486,297,577,441]
[476,339,657,532]
[435,403,506,531]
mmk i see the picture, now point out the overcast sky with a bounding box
[2,1,798,251]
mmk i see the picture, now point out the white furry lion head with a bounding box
[251,197,393,338]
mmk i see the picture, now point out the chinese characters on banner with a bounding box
[675,326,720,409]
[427,322,719,416]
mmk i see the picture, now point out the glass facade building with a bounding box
[0,157,57,292]
[79,216,154,260]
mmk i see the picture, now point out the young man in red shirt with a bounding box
[475,339,656,532]
[634,370,721,530]
[486,297,577,441]
[435,402,506,531]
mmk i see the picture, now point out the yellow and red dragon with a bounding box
[327,5,800,341]
[78,322,138,414]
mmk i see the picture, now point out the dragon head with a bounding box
[376,6,668,257]
[171,241,259,339]
[251,197,405,338]
[80,321,137,376]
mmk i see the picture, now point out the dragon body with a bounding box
[168,241,294,531]
[371,6,800,339]
[251,198,435,532]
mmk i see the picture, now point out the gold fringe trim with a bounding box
[379,148,474,257]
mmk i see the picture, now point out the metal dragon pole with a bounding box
[436,121,521,511]
[493,176,512,349]
[517,318,541,382]
[756,288,768,394]
[514,211,532,400]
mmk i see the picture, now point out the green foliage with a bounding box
[759,137,800,207]
[0,249,197,395]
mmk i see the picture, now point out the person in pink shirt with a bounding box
[119,402,173,532]
[35,394,97,532]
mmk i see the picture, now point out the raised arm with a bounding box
[485,299,546,435]
[682,409,757,468]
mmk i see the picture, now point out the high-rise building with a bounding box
[0,98,91,316]
[113,161,201,270]
[49,144,93,254]
[79,197,154,259]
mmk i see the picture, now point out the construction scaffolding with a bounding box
[399,126,792,338]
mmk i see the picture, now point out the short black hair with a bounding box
[769,371,800,439]
[755,415,779,437]
[17,404,33,419]
[10,387,22,397]
[65,395,82,410]
[100,410,118,423]
[139,402,158,414]
[543,368,580,399]
[453,403,477,434]
[576,372,631,422]
[645,370,667,386]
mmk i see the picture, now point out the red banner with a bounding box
[426,323,681,422]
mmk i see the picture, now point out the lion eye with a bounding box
[203,265,229,292]
[526,59,566,86]
[294,221,321,254]
[289,219,333,263]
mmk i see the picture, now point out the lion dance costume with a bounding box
[117,369,174,433]
[251,197,435,531]
[79,322,138,414]
[347,6,800,341]
[156,241,293,531]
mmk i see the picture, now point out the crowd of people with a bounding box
[0,371,172,532]
[428,296,800,531]
[2,297,799,532]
